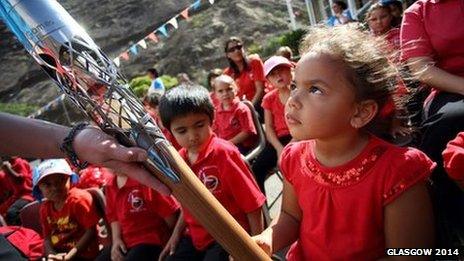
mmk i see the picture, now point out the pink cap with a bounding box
[264,56,293,76]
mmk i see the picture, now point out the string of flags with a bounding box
[112,0,215,67]
[28,0,215,118]
[28,94,65,118]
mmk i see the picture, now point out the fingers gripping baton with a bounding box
[0,0,270,259]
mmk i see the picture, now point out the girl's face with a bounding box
[286,52,358,141]
[267,66,292,89]
[368,8,393,35]
[170,113,212,154]
[38,174,70,202]
[332,3,343,14]
[215,81,236,105]
[226,41,244,63]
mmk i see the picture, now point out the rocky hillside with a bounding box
[0,0,307,120]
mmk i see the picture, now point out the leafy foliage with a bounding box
[0,103,38,116]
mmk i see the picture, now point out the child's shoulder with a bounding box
[263,89,279,100]
[66,187,93,203]
[210,136,242,156]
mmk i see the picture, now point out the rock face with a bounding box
[0,0,305,110]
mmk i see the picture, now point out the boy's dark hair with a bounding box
[143,93,162,108]
[146,68,159,78]
[159,84,215,130]
[334,1,348,10]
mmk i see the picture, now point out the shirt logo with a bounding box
[230,118,240,129]
[198,166,220,192]
[128,189,145,212]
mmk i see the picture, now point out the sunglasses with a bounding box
[227,44,243,53]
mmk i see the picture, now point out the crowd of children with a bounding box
[1,0,463,260]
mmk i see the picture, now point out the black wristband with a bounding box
[60,122,89,169]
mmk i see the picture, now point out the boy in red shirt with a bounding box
[213,75,257,154]
[95,172,179,261]
[33,159,100,260]
[158,85,265,261]
[443,132,464,190]
[0,156,33,225]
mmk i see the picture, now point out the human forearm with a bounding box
[67,228,95,259]
[246,208,264,235]
[409,58,464,95]
[263,211,300,253]
[251,82,264,105]
[229,131,250,145]
[0,113,68,158]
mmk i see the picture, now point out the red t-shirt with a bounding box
[40,188,100,259]
[443,132,464,181]
[213,98,257,149]
[2,157,33,202]
[224,54,266,101]
[280,136,435,260]
[0,170,14,215]
[105,176,179,248]
[400,0,464,80]
[261,89,290,138]
[179,135,266,250]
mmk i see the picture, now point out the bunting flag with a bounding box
[113,57,120,67]
[137,39,147,49]
[120,52,130,61]
[192,0,201,10]
[180,8,189,19]
[28,94,66,118]
[112,0,212,64]
[129,45,138,55]
[147,32,159,42]
[158,24,168,37]
[167,17,178,29]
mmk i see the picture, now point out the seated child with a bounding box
[206,68,223,109]
[213,75,257,154]
[0,156,33,225]
[96,172,179,261]
[158,85,266,261]
[251,56,293,192]
[143,93,182,150]
[34,159,100,260]
[253,25,436,260]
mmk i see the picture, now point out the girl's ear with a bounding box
[350,100,378,129]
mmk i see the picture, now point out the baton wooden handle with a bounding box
[145,145,270,261]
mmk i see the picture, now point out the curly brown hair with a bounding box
[299,24,405,137]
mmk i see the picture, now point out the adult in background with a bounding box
[223,37,266,116]
[147,68,165,95]
[327,1,353,27]
[401,0,464,247]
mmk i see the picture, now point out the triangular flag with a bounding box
[137,39,147,49]
[147,32,158,43]
[129,45,138,55]
[192,0,200,10]
[209,0,215,4]
[113,57,120,67]
[120,52,129,61]
[167,17,178,29]
[180,8,189,20]
[158,25,168,37]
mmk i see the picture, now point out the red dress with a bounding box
[280,136,435,260]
